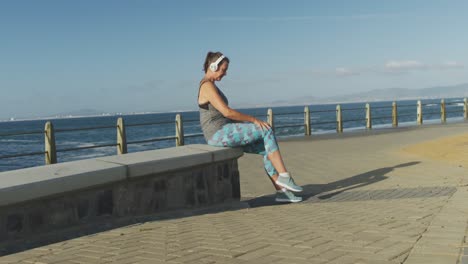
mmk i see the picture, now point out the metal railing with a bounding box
[1,98,467,166]
[0,117,191,165]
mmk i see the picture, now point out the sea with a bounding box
[1,98,466,173]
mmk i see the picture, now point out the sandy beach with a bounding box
[402,131,468,168]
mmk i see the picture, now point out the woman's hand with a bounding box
[253,118,271,131]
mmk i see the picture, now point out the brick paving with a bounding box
[2,123,468,263]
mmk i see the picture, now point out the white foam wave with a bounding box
[58,141,115,148]
[0,139,38,143]
[276,116,305,121]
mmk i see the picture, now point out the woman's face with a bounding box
[215,62,229,81]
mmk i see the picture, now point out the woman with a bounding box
[198,51,302,203]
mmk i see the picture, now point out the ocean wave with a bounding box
[311,128,335,135]
[58,146,116,161]
[57,141,117,147]
[276,116,304,121]
[0,139,39,143]
[57,142,98,148]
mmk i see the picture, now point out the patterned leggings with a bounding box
[207,123,279,177]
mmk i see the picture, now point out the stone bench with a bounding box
[0,144,243,246]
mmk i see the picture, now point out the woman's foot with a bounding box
[275,188,302,203]
[275,172,303,192]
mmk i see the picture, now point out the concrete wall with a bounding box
[0,144,243,245]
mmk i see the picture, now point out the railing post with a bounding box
[304,106,311,136]
[267,108,274,129]
[117,117,127,154]
[175,114,184,146]
[44,121,57,164]
[464,98,467,120]
[365,103,372,130]
[336,104,343,133]
[440,99,446,124]
[392,101,398,127]
[417,100,423,125]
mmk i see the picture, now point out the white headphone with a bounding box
[209,55,225,72]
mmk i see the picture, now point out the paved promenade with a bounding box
[2,123,468,264]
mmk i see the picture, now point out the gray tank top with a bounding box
[198,81,230,141]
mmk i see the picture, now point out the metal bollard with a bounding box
[304,106,311,136]
[417,100,423,125]
[45,121,57,164]
[175,114,184,146]
[366,103,372,130]
[392,101,398,127]
[336,104,343,133]
[117,117,127,154]
[267,108,274,129]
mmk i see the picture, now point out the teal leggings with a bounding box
[207,123,279,177]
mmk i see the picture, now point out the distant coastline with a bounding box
[3,96,465,124]
[0,109,196,124]
[3,83,467,123]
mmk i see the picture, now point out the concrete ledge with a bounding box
[0,144,243,207]
[0,160,127,207]
[97,144,243,179]
[0,144,243,247]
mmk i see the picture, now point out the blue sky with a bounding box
[1,1,467,119]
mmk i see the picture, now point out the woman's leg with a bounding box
[244,138,293,191]
[268,151,286,174]
[267,151,288,188]
[208,123,294,189]
[238,125,302,192]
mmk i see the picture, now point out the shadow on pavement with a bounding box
[246,161,421,208]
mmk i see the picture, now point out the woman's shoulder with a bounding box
[200,79,215,88]
[200,80,218,93]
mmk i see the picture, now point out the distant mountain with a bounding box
[275,83,468,106]
[324,83,468,103]
[271,96,320,106]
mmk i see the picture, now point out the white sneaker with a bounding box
[275,189,302,203]
[275,173,303,192]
